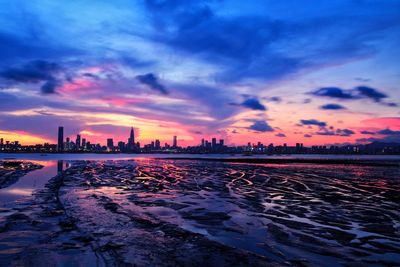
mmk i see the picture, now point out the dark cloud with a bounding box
[320,103,346,110]
[310,85,395,106]
[136,73,168,95]
[304,134,312,138]
[41,78,59,94]
[240,98,266,111]
[0,60,60,83]
[360,130,375,135]
[249,120,274,132]
[310,87,354,99]
[300,119,327,127]
[316,128,355,136]
[377,128,400,135]
[264,96,282,103]
[275,133,286,137]
[0,60,61,94]
[144,1,398,82]
[356,86,387,102]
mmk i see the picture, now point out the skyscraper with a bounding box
[212,138,217,148]
[128,127,135,150]
[173,135,177,148]
[82,138,86,149]
[155,139,161,149]
[107,138,114,149]
[57,126,64,151]
[76,134,81,149]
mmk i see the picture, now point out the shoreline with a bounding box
[157,157,400,167]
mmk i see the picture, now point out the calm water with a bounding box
[0,160,70,206]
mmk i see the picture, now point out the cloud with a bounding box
[355,86,387,102]
[320,103,346,110]
[315,128,355,136]
[300,119,327,127]
[0,60,60,83]
[377,128,400,135]
[264,96,282,103]
[0,60,62,93]
[275,133,286,137]
[304,134,312,138]
[144,1,400,82]
[249,120,274,132]
[360,130,375,135]
[310,85,395,106]
[41,78,60,94]
[240,98,266,111]
[136,73,168,95]
[310,87,354,99]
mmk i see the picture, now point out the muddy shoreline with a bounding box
[0,161,43,189]
[0,159,399,266]
[157,157,400,166]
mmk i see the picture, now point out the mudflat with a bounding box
[0,159,399,266]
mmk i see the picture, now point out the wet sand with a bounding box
[0,161,43,189]
[0,159,399,266]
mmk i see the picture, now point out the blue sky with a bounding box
[0,0,399,146]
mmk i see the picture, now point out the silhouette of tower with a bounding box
[57,126,64,152]
[128,127,135,150]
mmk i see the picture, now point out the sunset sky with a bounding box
[0,0,399,146]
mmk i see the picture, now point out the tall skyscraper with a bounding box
[107,138,114,149]
[82,138,86,149]
[155,139,161,149]
[128,127,135,150]
[212,138,217,148]
[173,135,177,148]
[66,137,70,150]
[76,134,81,149]
[219,139,224,147]
[201,138,205,147]
[57,126,64,151]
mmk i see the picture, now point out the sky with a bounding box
[0,0,399,147]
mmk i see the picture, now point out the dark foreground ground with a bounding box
[0,161,43,189]
[0,159,399,266]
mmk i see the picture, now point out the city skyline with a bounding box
[1,125,399,155]
[0,1,399,147]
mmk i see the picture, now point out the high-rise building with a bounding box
[173,136,177,148]
[155,139,161,149]
[76,134,81,149]
[82,138,86,149]
[107,138,114,149]
[219,139,224,147]
[118,141,125,151]
[0,138,3,145]
[128,127,135,150]
[201,138,205,147]
[57,126,64,151]
[212,138,217,148]
[66,137,70,150]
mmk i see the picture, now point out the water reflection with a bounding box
[0,160,68,206]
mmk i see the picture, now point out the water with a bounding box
[0,160,69,206]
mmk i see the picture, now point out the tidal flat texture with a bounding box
[0,159,399,266]
[0,161,43,189]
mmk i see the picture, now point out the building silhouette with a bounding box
[58,126,64,151]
